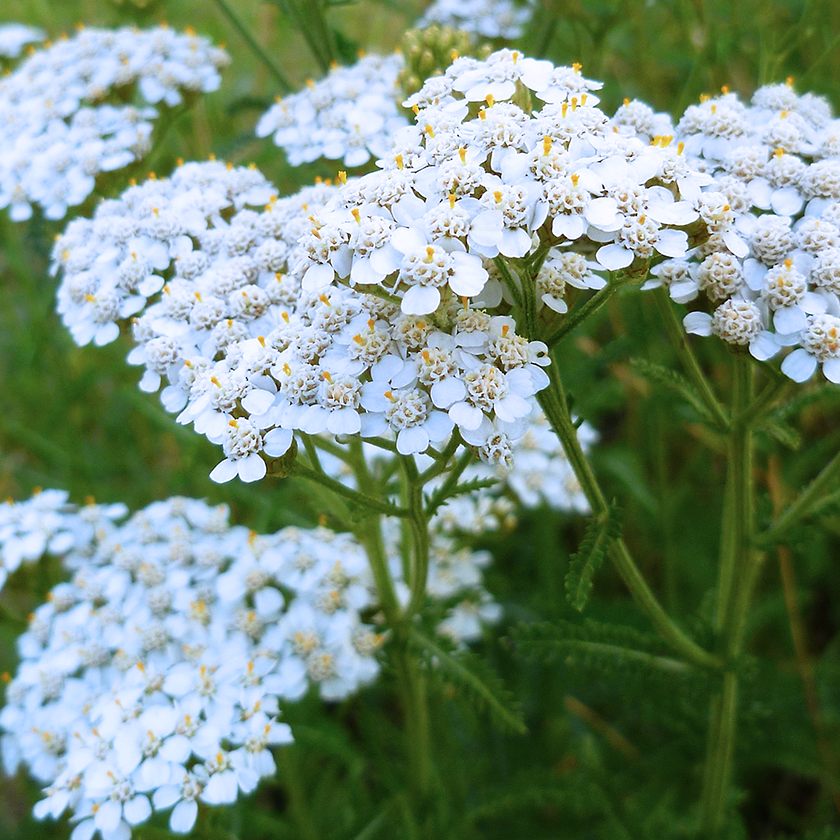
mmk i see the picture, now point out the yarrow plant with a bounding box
[6,6,840,840]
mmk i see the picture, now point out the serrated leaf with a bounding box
[629,357,719,425]
[425,476,500,517]
[565,502,622,611]
[408,629,526,735]
[512,619,693,676]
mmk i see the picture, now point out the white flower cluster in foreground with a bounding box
[256,54,409,169]
[54,159,550,475]
[417,0,534,41]
[0,26,229,221]
[642,81,840,383]
[0,23,45,59]
[1,491,502,837]
[0,497,376,838]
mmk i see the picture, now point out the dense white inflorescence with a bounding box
[417,0,535,41]
[0,26,229,221]
[644,81,840,383]
[56,48,710,480]
[0,23,45,59]
[0,491,502,836]
[256,54,410,169]
[0,497,374,838]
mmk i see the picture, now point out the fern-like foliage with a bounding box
[565,502,622,611]
[408,629,526,735]
[630,357,725,428]
[425,476,500,517]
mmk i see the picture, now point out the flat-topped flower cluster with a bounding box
[1,489,503,838]
[0,25,229,221]
[637,82,840,383]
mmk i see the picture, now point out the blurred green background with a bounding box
[2,1,840,837]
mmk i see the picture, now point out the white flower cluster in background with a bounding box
[0,496,381,839]
[54,159,279,346]
[417,0,534,41]
[643,81,840,383]
[462,405,595,512]
[0,23,45,59]
[256,53,409,169]
[0,25,229,221]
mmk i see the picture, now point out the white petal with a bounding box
[683,311,713,336]
[823,357,840,383]
[209,458,238,484]
[596,243,634,270]
[781,348,818,382]
[241,390,275,415]
[396,426,430,455]
[749,331,780,361]
[655,229,689,258]
[170,800,198,834]
[124,795,152,826]
[237,454,267,482]
[401,285,440,315]
[773,305,807,334]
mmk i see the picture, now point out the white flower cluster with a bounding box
[301,46,710,318]
[0,26,229,221]
[0,496,385,840]
[0,23,45,59]
[54,163,551,478]
[54,159,279,347]
[256,53,409,169]
[647,81,840,383]
[417,0,534,41]
[0,489,126,594]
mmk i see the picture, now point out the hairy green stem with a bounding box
[699,352,756,834]
[210,0,294,92]
[401,457,432,620]
[292,462,408,519]
[348,444,432,819]
[537,356,722,670]
[653,287,730,431]
[545,282,620,348]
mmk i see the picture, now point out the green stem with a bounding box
[424,449,476,518]
[401,457,431,620]
[652,286,730,431]
[756,448,840,547]
[348,444,431,814]
[493,256,524,309]
[545,282,620,348]
[537,357,722,671]
[699,352,756,835]
[291,463,408,519]
[210,0,294,92]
